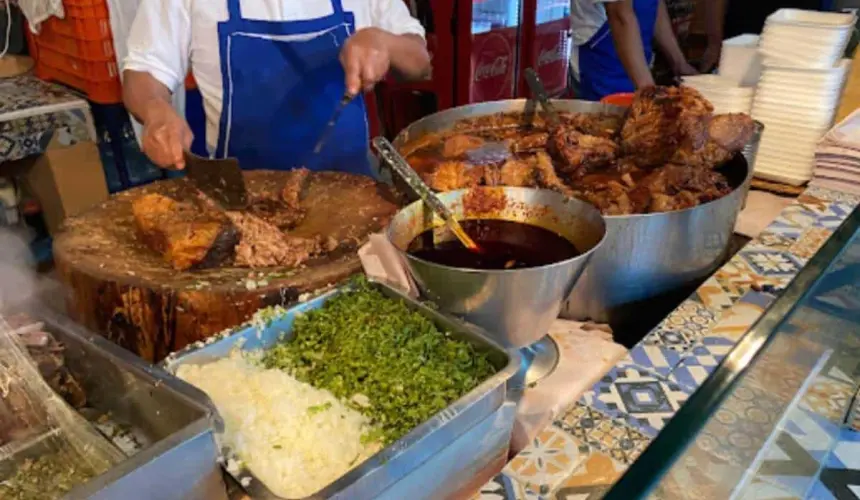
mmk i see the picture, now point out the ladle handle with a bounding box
[525,68,560,129]
[372,137,481,252]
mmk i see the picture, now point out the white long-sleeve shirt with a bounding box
[124,0,425,148]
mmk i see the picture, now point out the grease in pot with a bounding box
[407,219,579,270]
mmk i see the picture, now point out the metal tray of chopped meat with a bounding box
[161,279,522,500]
[0,305,228,500]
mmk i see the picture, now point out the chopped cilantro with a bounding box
[262,276,497,446]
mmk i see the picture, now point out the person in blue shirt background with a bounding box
[570,0,698,101]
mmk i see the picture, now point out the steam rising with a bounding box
[0,228,39,310]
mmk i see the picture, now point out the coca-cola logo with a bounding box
[537,45,564,67]
[471,30,515,101]
[475,55,510,81]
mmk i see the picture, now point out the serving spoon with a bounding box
[372,137,483,254]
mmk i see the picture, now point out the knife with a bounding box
[313,91,356,155]
[183,151,248,210]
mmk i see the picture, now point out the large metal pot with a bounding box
[392,99,762,327]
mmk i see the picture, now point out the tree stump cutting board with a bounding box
[54,171,400,361]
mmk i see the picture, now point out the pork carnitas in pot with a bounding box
[403,86,756,216]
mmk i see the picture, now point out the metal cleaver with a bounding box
[183,151,248,210]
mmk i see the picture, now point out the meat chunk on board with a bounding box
[225,211,319,268]
[246,168,310,230]
[132,193,239,271]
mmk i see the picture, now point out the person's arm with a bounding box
[123,71,193,170]
[604,0,654,89]
[340,29,431,95]
[701,0,727,71]
[122,0,193,169]
[340,0,431,95]
[654,0,697,76]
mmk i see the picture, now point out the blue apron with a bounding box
[577,0,659,101]
[214,0,373,176]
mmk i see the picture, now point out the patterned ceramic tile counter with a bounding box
[475,186,860,500]
[0,75,95,162]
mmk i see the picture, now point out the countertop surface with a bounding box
[474,185,860,500]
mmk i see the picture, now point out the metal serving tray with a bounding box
[163,280,521,500]
[7,306,227,500]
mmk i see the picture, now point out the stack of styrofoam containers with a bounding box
[682,75,755,114]
[750,9,856,186]
[718,34,763,87]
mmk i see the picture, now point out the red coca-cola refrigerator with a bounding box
[377,0,572,138]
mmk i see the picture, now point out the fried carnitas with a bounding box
[633,164,733,213]
[621,86,714,167]
[132,193,239,270]
[549,127,618,175]
[134,169,323,269]
[511,132,549,153]
[534,152,578,198]
[499,158,539,187]
[245,167,310,229]
[423,161,485,191]
[560,112,624,139]
[225,211,318,268]
[671,114,756,168]
[442,135,485,158]
[404,85,753,216]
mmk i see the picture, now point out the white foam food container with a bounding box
[765,8,856,28]
[718,34,762,86]
[755,168,812,186]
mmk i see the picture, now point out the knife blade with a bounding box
[183,151,248,210]
[313,92,356,155]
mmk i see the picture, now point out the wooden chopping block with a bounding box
[54,171,399,361]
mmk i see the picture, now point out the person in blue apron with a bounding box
[122,0,430,178]
[569,0,697,101]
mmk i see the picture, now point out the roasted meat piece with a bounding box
[560,112,624,139]
[132,193,238,271]
[707,113,756,152]
[511,132,549,153]
[632,164,733,213]
[621,86,714,168]
[281,167,311,210]
[244,168,310,230]
[549,126,618,175]
[424,161,484,191]
[442,135,485,158]
[225,211,318,268]
[671,114,756,168]
[581,181,636,216]
[499,159,538,187]
[534,152,577,198]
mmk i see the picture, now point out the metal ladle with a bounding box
[372,137,483,254]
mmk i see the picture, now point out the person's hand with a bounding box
[141,99,193,170]
[340,27,393,96]
[674,60,699,77]
[699,41,721,73]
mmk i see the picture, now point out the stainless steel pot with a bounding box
[386,187,606,349]
[391,99,763,327]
